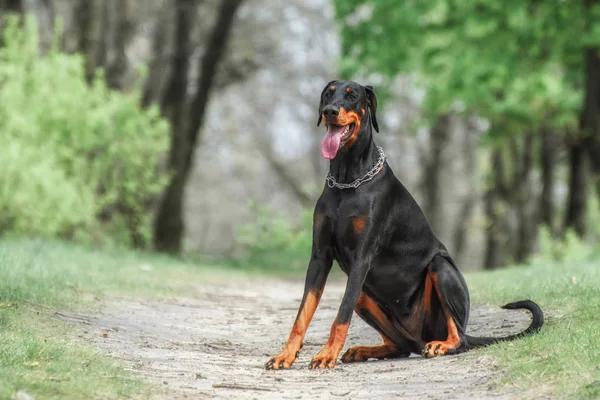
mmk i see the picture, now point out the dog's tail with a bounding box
[465,300,544,349]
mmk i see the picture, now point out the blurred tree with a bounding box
[105,0,133,90]
[421,113,451,234]
[582,0,600,202]
[539,127,557,235]
[564,138,589,236]
[1,0,304,255]
[65,0,134,87]
[1,0,53,50]
[0,0,23,21]
[153,0,245,254]
[0,17,169,244]
[0,0,21,12]
[335,0,599,267]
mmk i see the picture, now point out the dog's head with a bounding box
[317,80,379,160]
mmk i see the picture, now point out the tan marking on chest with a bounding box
[351,216,367,235]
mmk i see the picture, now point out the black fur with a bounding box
[266,80,543,370]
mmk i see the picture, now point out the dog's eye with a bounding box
[346,92,357,101]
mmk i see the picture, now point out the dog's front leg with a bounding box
[265,258,332,370]
[265,212,333,370]
[309,259,371,369]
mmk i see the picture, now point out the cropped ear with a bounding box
[365,85,379,133]
[317,80,337,127]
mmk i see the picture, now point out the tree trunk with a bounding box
[74,0,109,83]
[152,0,194,253]
[103,0,139,245]
[564,139,588,236]
[0,0,23,43]
[142,4,171,108]
[0,0,22,17]
[514,134,536,263]
[71,0,93,56]
[422,113,451,234]
[483,189,502,270]
[105,0,132,90]
[539,127,556,234]
[484,150,505,270]
[452,115,478,264]
[70,0,102,83]
[153,0,244,254]
[92,0,109,80]
[453,196,476,264]
[581,1,600,201]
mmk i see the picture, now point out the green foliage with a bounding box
[533,227,597,266]
[0,139,96,237]
[235,202,312,270]
[0,17,169,246]
[532,193,600,265]
[334,0,594,133]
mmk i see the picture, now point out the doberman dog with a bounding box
[265,80,543,370]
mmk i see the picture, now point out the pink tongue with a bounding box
[321,125,345,159]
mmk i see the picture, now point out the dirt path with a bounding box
[56,279,535,399]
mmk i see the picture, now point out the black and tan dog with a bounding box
[265,80,543,370]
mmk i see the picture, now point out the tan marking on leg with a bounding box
[309,322,350,369]
[266,289,322,369]
[423,273,462,357]
[342,293,411,363]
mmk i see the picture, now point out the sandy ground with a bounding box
[55,279,537,399]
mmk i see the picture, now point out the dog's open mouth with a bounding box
[321,123,355,160]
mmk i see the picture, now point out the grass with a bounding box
[0,238,268,310]
[464,236,600,399]
[2,235,600,398]
[0,308,147,399]
[0,238,292,399]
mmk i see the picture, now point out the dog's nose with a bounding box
[322,105,339,118]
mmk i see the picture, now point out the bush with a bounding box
[531,191,600,266]
[0,17,170,246]
[532,227,596,266]
[235,202,313,270]
[0,139,96,236]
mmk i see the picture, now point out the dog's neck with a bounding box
[328,123,380,184]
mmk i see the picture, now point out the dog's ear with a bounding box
[365,85,379,133]
[317,80,337,127]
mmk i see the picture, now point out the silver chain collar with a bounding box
[325,146,386,189]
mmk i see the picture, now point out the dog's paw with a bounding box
[341,346,369,363]
[309,346,340,369]
[309,355,337,369]
[265,349,298,370]
[422,341,451,358]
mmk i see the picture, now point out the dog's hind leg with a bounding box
[341,292,411,362]
[421,255,470,357]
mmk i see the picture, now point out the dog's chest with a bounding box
[329,198,370,262]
